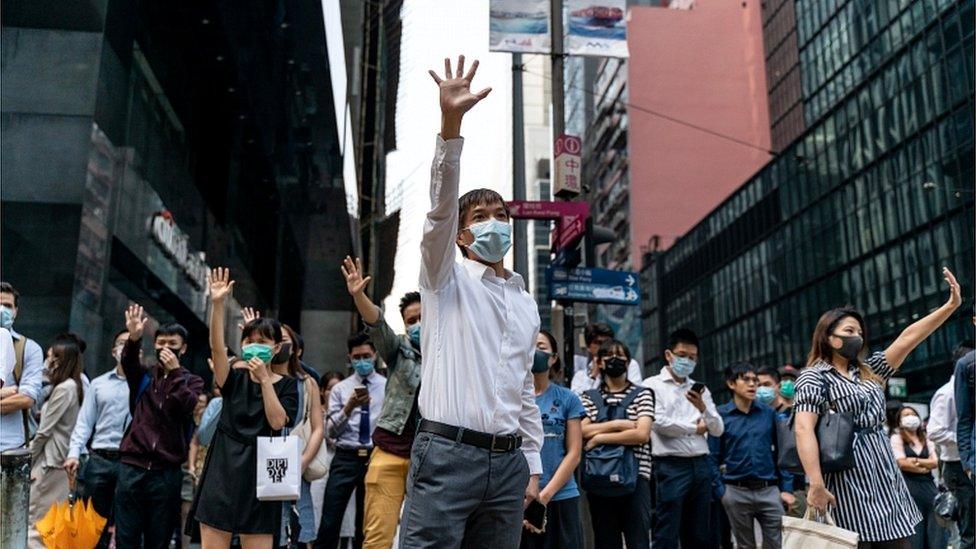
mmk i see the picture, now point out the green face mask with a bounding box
[780,379,796,399]
[241,343,274,364]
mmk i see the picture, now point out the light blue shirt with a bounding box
[0,329,44,451]
[68,369,131,459]
[327,371,386,450]
[197,397,223,446]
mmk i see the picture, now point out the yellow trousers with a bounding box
[362,446,410,549]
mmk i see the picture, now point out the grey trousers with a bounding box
[398,431,530,549]
[720,484,784,549]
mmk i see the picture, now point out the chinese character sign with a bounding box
[566,0,628,58]
[554,134,582,198]
[489,0,551,54]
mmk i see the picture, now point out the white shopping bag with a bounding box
[256,435,301,501]
[782,508,859,549]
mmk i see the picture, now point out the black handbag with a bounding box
[777,371,856,474]
[934,484,959,528]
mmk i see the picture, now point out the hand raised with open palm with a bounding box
[429,55,491,120]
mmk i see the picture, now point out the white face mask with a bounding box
[900,415,921,430]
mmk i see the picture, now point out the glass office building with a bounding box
[642,0,975,397]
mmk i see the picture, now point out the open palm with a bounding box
[209,267,235,301]
[341,256,371,296]
[429,56,491,117]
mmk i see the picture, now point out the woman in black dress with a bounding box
[193,267,299,548]
[890,406,946,549]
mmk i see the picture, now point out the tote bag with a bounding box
[256,435,302,501]
[782,508,859,549]
[293,379,331,481]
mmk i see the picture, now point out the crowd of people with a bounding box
[0,55,973,549]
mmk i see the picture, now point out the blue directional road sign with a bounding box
[547,266,640,306]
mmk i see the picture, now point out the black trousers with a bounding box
[313,448,369,549]
[652,455,712,549]
[586,478,652,549]
[519,496,583,549]
[114,463,183,549]
[944,461,975,549]
[81,452,122,548]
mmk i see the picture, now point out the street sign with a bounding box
[507,200,589,252]
[888,377,907,398]
[553,134,582,198]
[547,266,640,306]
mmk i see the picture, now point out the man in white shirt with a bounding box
[0,281,45,452]
[930,341,975,549]
[397,55,544,548]
[643,328,723,549]
[571,322,642,393]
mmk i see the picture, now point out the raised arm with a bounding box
[420,56,491,291]
[884,267,961,369]
[208,268,236,388]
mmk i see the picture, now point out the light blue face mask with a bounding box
[352,358,375,377]
[0,306,14,329]
[756,386,777,405]
[407,323,421,349]
[464,219,512,264]
[670,356,696,378]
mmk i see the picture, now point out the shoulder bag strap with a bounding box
[12,337,29,442]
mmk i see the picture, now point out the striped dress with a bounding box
[794,351,921,542]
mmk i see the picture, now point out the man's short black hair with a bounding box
[112,329,129,342]
[756,365,780,382]
[667,328,699,351]
[0,282,19,306]
[457,189,511,258]
[347,332,375,353]
[953,340,975,364]
[584,323,615,345]
[399,292,421,318]
[155,322,189,344]
[724,361,756,386]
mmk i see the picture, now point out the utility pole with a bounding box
[512,53,528,279]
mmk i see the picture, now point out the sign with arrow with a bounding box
[547,266,640,306]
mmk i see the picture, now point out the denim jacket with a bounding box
[366,318,422,435]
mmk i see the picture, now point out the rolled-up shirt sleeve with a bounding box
[16,339,44,404]
[518,368,544,475]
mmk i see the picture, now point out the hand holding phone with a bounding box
[523,499,546,532]
[690,382,705,394]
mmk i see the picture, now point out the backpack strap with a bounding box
[608,384,645,421]
[585,389,610,422]
[12,336,30,442]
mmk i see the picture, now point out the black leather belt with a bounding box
[726,478,777,490]
[92,448,121,461]
[419,419,522,453]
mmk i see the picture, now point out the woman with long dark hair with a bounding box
[794,267,961,548]
[890,406,945,549]
[28,333,85,549]
[192,268,299,549]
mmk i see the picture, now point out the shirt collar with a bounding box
[720,400,759,415]
[656,369,691,387]
[460,258,525,289]
[8,328,23,341]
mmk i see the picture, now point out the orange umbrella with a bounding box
[35,474,106,549]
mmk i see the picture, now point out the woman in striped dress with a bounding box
[794,267,961,548]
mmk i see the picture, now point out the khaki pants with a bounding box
[363,446,410,549]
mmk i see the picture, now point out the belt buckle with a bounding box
[358,448,369,458]
[491,435,511,453]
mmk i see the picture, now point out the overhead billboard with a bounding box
[566,0,628,58]
[489,0,550,53]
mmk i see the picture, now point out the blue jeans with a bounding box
[652,455,712,549]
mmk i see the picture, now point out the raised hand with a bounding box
[209,268,235,303]
[341,256,372,297]
[943,267,961,309]
[429,55,491,138]
[124,304,147,341]
[238,307,260,330]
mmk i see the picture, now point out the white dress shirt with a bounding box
[928,377,960,462]
[68,369,131,459]
[0,328,14,388]
[418,136,544,476]
[327,371,386,450]
[571,355,643,394]
[0,329,44,451]
[644,369,723,457]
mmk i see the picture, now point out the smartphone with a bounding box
[524,500,546,530]
[354,386,368,398]
[690,382,706,394]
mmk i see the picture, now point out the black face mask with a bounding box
[531,349,552,374]
[155,346,181,363]
[273,342,292,365]
[833,334,863,361]
[603,357,628,378]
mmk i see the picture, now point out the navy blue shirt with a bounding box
[708,399,792,497]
